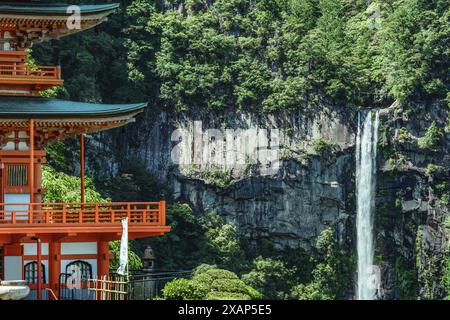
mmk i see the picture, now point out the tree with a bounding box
[242,257,297,299]
[290,228,354,300]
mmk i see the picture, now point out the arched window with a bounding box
[24,262,46,284]
[66,260,92,280]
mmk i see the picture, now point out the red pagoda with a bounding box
[0,1,169,299]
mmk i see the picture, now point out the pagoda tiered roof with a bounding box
[0,97,148,146]
[0,1,120,49]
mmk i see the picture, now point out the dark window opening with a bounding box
[7,164,28,186]
[24,261,46,284]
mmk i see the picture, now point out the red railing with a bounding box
[0,64,61,80]
[0,202,165,226]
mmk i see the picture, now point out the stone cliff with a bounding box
[83,100,448,299]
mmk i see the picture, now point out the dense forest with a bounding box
[34,0,449,300]
[35,0,449,111]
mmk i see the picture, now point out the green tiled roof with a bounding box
[0,97,147,118]
[0,2,119,15]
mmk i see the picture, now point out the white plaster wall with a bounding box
[24,243,49,255]
[4,194,30,221]
[4,256,22,280]
[61,242,97,255]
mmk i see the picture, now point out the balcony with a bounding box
[0,50,63,96]
[0,201,169,242]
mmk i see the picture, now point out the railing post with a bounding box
[127,203,131,222]
[95,203,99,224]
[62,204,66,224]
[12,211,16,224]
[160,201,166,226]
[29,204,33,224]
[79,204,83,224]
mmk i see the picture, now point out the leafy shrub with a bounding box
[396,128,411,143]
[242,257,297,300]
[426,164,443,175]
[162,268,261,300]
[193,264,217,276]
[109,240,143,270]
[312,139,336,155]
[42,165,108,203]
[418,122,443,149]
[162,278,207,300]
[290,228,354,300]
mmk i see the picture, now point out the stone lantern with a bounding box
[142,246,156,272]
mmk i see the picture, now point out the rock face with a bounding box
[86,101,449,299]
[94,107,357,251]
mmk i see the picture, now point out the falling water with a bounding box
[356,110,379,300]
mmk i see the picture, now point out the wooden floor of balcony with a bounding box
[0,201,170,243]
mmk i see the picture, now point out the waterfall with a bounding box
[356,110,379,300]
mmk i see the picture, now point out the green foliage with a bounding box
[201,166,235,188]
[396,128,411,143]
[395,257,419,300]
[312,139,336,155]
[442,256,450,300]
[426,164,444,175]
[162,268,260,300]
[119,0,450,112]
[45,141,70,172]
[418,122,443,149]
[109,240,143,271]
[42,165,108,203]
[203,212,245,271]
[433,182,450,206]
[104,164,168,201]
[290,228,354,300]
[162,278,208,300]
[395,198,403,210]
[242,257,297,300]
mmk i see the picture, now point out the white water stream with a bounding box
[356,110,379,300]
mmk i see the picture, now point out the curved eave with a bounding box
[0,97,147,118]
[0,3,120,16]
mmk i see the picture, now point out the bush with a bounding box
[162,278,207,300]
[193,264,217,276]
[161,268,261,300]
[242,257,297,299]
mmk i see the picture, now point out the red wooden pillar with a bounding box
[48,241,61,299]
[29,119,34,223]
[97,241,110,277]
[35,238,42,300]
